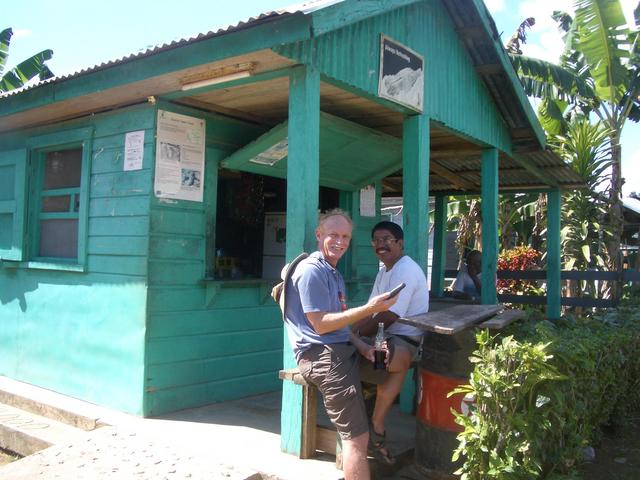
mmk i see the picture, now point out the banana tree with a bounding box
[508,0,640,284]
[1,27,54,93]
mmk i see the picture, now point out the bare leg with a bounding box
[342,430,371,480]
[371,346,412,455]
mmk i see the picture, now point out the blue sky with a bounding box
[4,0,638,195]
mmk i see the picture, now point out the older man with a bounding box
[283,209,398,480]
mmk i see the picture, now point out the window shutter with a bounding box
[0,149,27,261]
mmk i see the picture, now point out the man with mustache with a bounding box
[355,221,429,465]
[283,210,399,480]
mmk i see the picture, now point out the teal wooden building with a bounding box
[0,0,581,422]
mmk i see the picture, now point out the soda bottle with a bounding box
[373,322,386,370]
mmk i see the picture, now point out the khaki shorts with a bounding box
[359,334,422,385]
[298,343,369,441]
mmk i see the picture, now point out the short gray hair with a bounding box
[318,208,352,228]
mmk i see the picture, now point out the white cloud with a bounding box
[484,0,506,12]
[11,28,32,39]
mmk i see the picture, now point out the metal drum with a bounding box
[415,329,477,477]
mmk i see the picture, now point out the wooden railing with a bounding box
[444,269,640,309]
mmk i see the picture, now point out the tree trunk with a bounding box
[531,193,547,252]
[607,135,624,299]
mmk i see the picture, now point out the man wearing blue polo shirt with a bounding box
[283,209,398,480]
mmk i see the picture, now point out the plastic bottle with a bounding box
[373,322,386,370]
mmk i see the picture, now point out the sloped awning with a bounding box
[221,111,402,191]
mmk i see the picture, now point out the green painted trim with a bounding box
[469,0,546,148]
[221,122,288,170]
[0,148,27,261]
[1,15,312,119]
[26,126,94,266]
[481,148,498,305]
[16,261,87,272]
[547,189,561,319]
[431,194,447,296]
[281,64,320,456]
[39,212,79,220]
[402,114,429,272]
[204,146,223,278]
[311,0,422,35]
[162,68,291,100]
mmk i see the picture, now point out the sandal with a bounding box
[369,428,396,465]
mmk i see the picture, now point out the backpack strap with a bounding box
[271,252,308,320]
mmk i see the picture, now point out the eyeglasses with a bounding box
[371,236,398,246]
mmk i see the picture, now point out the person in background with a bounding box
[354,221,429,465]
[451,249,482,301]
[283,209,398,480]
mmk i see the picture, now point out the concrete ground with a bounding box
[0,377,420,480]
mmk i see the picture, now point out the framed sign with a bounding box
[378,35,424,112]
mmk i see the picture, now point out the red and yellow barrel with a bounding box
[415,330,477,477]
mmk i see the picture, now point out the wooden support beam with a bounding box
[281,64,320,456]
[430,160,477,190]
[481,148,498,305]
[431,194,448,296]
[512,153,558,188]
[547,189,561,319]
[402,113,430,272]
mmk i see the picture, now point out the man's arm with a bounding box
[352,310,399,337]
[305,292,397,335]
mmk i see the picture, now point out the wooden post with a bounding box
[547,188,561,319]
[281,64,320,455]
[431,194,447,296]
[401,113,429,413]
[402,113,429,271]
[481,148,498,305]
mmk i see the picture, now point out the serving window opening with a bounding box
[212,169,339,280]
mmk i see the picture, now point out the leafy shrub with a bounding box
[451,302,640,479]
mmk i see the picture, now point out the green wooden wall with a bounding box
[275,0,512,153]
[0,104,154,414]
[143,104,283,416]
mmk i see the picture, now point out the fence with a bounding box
[444,269,640,309]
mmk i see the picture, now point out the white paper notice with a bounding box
[154,110,206,202]
[359,185,376,217]
[124,130,145,171]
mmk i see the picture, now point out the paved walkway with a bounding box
[0,384,418,480]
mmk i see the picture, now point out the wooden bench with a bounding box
[278,368,343,468]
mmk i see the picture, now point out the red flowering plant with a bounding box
[497,245,543,295]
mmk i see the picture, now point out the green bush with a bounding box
[451,299,640,479]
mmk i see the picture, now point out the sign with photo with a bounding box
[378,35,424,112]
[154,110,206,202]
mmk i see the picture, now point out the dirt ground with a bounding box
[0,449,20,467]
[579,415,640,480]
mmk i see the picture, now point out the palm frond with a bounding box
[0,28,12,76]
[0,49,53,92]
[574,0,630,102]
[506,17,536,54]
[509,54,597,102]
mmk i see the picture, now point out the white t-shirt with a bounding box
[369,255,429,337]
[452,265,481,297]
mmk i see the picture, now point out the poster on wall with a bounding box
[378,35,424,112]
[154,110,205,202]
[124,130,145,171]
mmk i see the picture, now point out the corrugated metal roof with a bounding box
[0,0,342,99]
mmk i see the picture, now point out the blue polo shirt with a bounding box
[283,251,351,362]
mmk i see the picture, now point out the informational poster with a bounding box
[378,35,424,112]
[359,185,376,217]
[154,110,205,202]
[124,130,145,171]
